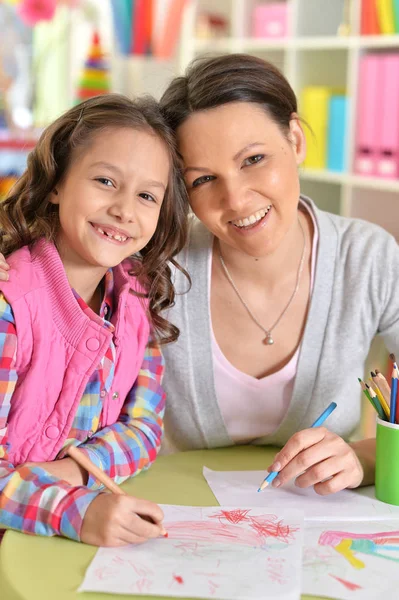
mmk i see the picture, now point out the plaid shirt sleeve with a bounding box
[0,294,100,542]
[77,341,165,489]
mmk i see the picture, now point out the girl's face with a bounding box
[51,127,170,271]
[177,102,306,258]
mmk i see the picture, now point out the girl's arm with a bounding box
[66,342,165,489]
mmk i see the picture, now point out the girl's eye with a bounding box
[191,175,216,188]
[96,177,114,187]
[139,193,156,203]
[242,154,264,167]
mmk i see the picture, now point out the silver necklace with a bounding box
[219,218,306,346]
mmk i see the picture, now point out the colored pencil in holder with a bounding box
[374,369,392,404]
[366,383,389,420]
[390,365,398,424]
[369,378,391,419]
[359,378,384,419]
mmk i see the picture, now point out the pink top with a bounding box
[211,202,319,442]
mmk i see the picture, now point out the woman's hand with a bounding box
[0,253,9,280]
[80,494,166,547]
[266,427,364,495]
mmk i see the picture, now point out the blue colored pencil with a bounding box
[258,402,337,492]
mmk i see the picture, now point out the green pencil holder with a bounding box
[376,417,399,506]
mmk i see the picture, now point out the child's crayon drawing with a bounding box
[303,521,399,600]
[79,505,303,600]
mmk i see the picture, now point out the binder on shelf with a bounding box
[354,54,381,176]
[153,0,188,59]
[361,0,380,34]
[132,0,146,55]
[393,0,399,31]
[301,87,332,170]
[376,0,395,34]
[376,53,399,179]
[327,96,347,173]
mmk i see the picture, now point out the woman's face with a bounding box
[177,102,306,257]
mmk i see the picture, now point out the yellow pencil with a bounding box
[372,370,391,404]
[368,382,390,419]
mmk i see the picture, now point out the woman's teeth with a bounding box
[94,225,128,242]
[231,205,272,228]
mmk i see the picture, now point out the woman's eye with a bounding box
[96,177,114,187]
[243,154,264,167]
[192,175,215,188]
[139,193,156,203]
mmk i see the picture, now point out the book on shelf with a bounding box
[376,53,399,178]
[375,0,396,34]
[327,96,347,173]
[354,54,381,176]
[361,0,380,34]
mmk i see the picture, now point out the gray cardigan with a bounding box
[161,197,399,452]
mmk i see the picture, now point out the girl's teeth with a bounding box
[94,225,127,242]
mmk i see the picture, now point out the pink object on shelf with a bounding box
[376,54,399,179]
[252,3,288,39]
[354,54,381,176]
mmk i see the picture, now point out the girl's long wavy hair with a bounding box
[0,94,189,344]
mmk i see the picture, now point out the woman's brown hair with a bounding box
[159,53,298,136]
[0,93,189,344]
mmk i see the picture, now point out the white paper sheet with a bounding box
[302,520,399,600]
[79,505,304,600]
[203,467,399,521]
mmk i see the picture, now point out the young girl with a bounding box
[0,94,188,547]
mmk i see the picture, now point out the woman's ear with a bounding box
[289,114,306,166]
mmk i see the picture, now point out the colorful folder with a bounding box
[376,0,396,34]
[327,96,347,172]
[361,0,381,34]
[302,87,332,170]
[376,53,399,178]
[354,54,381,176]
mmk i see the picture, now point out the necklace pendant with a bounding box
[264,333,274,345]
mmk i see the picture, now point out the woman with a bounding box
[157,54,399,494]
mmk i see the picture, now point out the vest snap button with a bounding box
[112,391,119,400]
[86,338,100,351]
[100,390,106,398]
[45,425,60,439]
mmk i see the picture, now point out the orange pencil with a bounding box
[67,445,167,535]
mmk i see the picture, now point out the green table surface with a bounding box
[1,446,330,600]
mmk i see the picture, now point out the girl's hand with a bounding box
[266,427,364,495]
[0,253,9,281]
[80,494,166,547]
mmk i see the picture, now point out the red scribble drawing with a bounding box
[319,530,399,569]
[249,516,298,543]
[329,574,362,591]
[210,509,252,524]
[93,566,118,581]
[208,579,220,595]
[111,555,126,566]
[173,541,207,557]
[128,561,154,577]
[166,511,298,547]
[266,556,288,586]
[173,574,184,584]
[134,578,153,593]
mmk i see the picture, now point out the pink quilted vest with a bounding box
[0,239,150,465]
